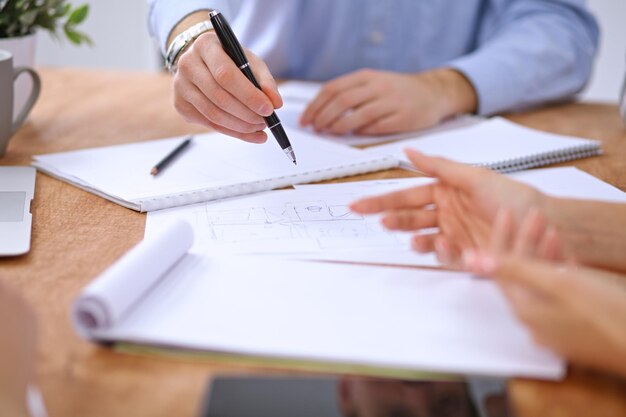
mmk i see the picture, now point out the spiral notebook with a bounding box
[72,220,564,380]
[32,130,398,212]
[367,118,601,173]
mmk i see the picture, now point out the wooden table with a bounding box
[2,69,626,417]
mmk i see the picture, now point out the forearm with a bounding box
[446,0,598,115]
[544,198,626,272]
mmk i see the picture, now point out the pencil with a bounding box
[150,136,192,176]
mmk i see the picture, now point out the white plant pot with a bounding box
[0,33,37,119]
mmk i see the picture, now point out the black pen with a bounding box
[150,136,192,176]
[209,10,297,165]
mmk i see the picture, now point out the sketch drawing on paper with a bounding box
[200,200,404,250]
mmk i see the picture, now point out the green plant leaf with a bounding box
[68,4,88,25]
[63,25,92,46]
[63,25,82,44]
[0,0,90,46]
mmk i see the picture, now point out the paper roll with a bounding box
[72,220,194,336]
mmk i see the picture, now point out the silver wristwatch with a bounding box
[165,20,213,73]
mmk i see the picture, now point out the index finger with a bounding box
[405,149,486,191]
[300,70,371,126]
[350,184,434,214]
[202,42,275,117]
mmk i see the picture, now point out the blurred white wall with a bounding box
[34,0,626,102]
[35,0,161,71]
[582,0,626,102]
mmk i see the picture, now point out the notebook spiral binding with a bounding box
[479,143,602,174]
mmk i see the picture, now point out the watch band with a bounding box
[165,20,213,73]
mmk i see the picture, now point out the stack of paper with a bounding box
[74,220,565,380]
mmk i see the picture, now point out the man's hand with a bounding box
[173,31,283,142]
[350,150,544,265]
[300,68,477,136]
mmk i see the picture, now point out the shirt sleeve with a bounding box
[446,0,599,116]
[146,0,237,54]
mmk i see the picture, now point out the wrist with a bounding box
[165,18,214,73]
[541,197,613,267]
[166,10,212,53]
[429,68,478,118]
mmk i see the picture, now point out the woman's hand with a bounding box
[350,150,544,265]
[465,250,626,377]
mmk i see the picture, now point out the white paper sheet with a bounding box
[145,189,440,264]
[84,249,564,379]
[511,167,626,202]
[146,167,626,267]
[297,167,626,203]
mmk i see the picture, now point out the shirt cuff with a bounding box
[446,52,524,117]
[148,0,234,55]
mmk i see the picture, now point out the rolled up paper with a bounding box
[72,220,193,336]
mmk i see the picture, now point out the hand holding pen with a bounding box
[170,12,284,144]
[209,10,297,164]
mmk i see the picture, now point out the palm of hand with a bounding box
[432,184,492,254]
[430,177,541,258]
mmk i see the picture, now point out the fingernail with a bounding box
[435,239,450,264]
[412,237,427,253]
[462,250,477,270]
[353,203,369,214]
[478,254,497,275]
[252,133,267,143]
[381,216,394,229]
[260,103,273,117]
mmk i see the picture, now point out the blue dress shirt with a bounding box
[147,0,599,116]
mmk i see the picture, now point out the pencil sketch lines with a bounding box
[200,200,403,250]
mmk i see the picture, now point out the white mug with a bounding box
[0,49,41,157]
